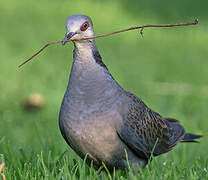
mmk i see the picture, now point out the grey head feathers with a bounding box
[62,15,94,44]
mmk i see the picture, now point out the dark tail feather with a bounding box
[181,133,202,143]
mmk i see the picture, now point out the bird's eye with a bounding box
[80,21,89,31]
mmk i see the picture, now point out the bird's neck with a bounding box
[64,40,122,106]
[73,40,108,69]
[73,40,96,64]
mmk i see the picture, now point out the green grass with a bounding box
[0,0,208,179]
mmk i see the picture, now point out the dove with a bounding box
[59,15,202,172]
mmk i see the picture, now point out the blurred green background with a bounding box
[0,0,208,179]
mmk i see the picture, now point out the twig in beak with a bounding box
[18,19,198,68]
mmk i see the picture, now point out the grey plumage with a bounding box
[59,15,202,171]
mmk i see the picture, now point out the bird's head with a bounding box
[62,15,94,46]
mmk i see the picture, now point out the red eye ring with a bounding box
[80,21,89,31]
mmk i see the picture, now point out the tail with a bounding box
[181,133,202,143]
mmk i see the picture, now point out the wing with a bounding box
[117,91,185,160]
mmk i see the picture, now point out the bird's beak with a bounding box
[62,32,76,46]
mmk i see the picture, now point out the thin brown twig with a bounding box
[18,19,198,68]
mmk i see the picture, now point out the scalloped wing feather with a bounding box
[117,91,185,160]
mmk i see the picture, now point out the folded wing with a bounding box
[117,91,185,160]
